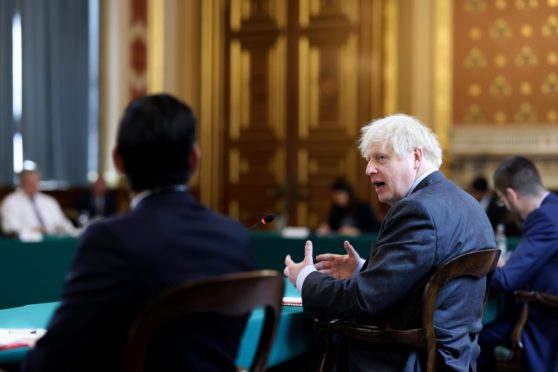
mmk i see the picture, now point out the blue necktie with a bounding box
[31,197,46,227]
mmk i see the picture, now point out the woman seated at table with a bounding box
[316,178,380,236]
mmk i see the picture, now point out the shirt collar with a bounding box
[130,185,188,210]
[537,191,550,208]
[405,169,437,197]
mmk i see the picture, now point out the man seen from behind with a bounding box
[23,94,254,372]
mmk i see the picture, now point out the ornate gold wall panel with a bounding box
[225,0,289,223]
[224,0,382,226]
[297,0,369,225]
[453,0,558,125]
[451,0,558,190]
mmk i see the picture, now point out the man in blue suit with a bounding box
[24,94,254,372]
[284,114,495,371]
[479,156,558,371]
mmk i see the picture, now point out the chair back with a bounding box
[314,247,500,372]
[126,270,284,372]
[494,289,558,371]
[420,248,501,370]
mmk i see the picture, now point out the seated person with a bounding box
[468,175,508,232]
[478,156,558,371]
[317,178,380,236]
[73,175,117,224]
[0,169,78,238]
[23,94,254,372]
[284,114,495,370]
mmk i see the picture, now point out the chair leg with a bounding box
[494,347,527,372]
[316,336,330,372]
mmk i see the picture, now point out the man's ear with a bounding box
[504,187,519,202]
[112,147,125,174]
[189,143,201,175]
[413,148,424,169]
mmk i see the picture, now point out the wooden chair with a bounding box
[313,248,501,372]
[494,290,558,371]
[126,270,284,372]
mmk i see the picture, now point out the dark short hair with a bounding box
[117,94,197,192]
[331,178,353,196]
[471,176,488,192]
[493,156,543,196]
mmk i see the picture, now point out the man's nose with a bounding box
[366,162,377,175]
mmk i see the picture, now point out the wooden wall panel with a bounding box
[225,0,288,225]
[297,0,368,227]
[225,0,382,228]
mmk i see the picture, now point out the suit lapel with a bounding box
[411,170,444,194]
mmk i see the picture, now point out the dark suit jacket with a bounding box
[491,192,558,371]
[302,171,495,371]
[23,190,254,372]
[73,190,117,218]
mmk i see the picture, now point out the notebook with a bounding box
[0,328,46,350]
[282,297,303,307]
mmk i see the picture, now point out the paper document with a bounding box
[0,328,46,349]
[282,297,303,306]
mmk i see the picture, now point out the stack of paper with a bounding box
[0,329,46,350]
[282,297,303,306]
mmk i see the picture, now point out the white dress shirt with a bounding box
[1,189,78,238]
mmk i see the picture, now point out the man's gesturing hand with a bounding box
[284,240,314,286]
[314,240,360,279]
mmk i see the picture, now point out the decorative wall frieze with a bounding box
[450,125,558,189]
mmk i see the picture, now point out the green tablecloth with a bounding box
[0,280,310,368]
[0,233,377,309]
[0,236,78,309]
[0,232,520,313]
[250,231,378,272]
[0,232,520,367]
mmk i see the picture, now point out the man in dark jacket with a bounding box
[24,94,254,372]
[284,114,495,371]
[479,156,558,371]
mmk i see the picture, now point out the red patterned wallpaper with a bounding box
[453,0,558,125]
[129,0,147,100]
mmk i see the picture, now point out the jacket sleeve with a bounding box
[23,223,135,371]
[302,198,437,319]
[492,209,558,291]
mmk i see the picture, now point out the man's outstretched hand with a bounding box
[314,240,360,279]
[284,240,314,286]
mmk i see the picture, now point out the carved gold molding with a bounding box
[201,0,225,209]
[230,41,241,140]
[147,0,164,92]
[383,0,397,115]
[298,38,310,138]
[451,125,558,155]
[435,0,452,152]
[269,36,287,140]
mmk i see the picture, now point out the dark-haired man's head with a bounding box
[470,176,489,201]
[113,94,200,192]
[493,156,543,197]
[493,156,546,222]
[472,176,488,192]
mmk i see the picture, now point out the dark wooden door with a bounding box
[224,0,383,228]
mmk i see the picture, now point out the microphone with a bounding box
[247,214,274,231]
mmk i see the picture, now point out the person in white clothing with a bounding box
[1,169,78,239]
